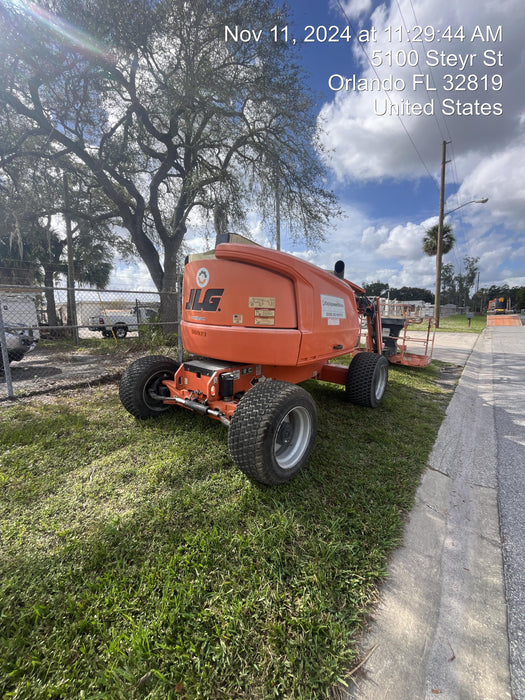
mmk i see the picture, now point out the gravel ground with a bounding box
[0,346,142,401]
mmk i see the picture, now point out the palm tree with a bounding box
[422,223,455,256]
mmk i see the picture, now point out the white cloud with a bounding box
[375,221,428,260]
[286,194,524,291]
[284,201,438,288]
[454,142,525,231]
[320,0,525,189]
[110,260,157,291]
[312,0,525,289]
[332,0,374,21]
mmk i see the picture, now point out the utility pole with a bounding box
[434,140,450,328]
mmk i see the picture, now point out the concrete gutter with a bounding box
[345,325,525,699]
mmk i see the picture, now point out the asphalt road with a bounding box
[493,326,525,700]
[347,325,525,700]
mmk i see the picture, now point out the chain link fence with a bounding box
[0,284,182,400]
[378,300,468,318]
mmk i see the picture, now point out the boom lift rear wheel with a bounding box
[119,355,180,418]
[345,352,389,408]
[228,380,318,485]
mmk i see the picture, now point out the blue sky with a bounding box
[114,0,525,293]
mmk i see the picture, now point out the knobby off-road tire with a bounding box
[346,352,388,408]
[119,355,179,419]
[228,380,318,486]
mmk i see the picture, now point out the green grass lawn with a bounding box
[1,363,453,699]
[436,313,486,333]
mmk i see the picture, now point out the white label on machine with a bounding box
[321,294,346,320]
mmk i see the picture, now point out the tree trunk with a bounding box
[159,232,184,336]
[43,265,58,327]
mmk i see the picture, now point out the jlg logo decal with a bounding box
[186,288,224,312]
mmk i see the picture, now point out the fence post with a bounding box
[135,298,142,339]
[0,302,15,399]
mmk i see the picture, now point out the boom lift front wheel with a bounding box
[228,380,318,486]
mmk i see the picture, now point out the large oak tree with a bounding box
[0,0,339,321]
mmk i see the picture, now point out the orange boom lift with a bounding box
[119,234,432,485]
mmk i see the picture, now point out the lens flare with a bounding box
[3,0,110,59]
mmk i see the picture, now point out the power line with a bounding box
[334,0,435,181]
[393,0,477,264]
[395,0,451,144]
[328,0,481,276]
[405,0,463,196]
